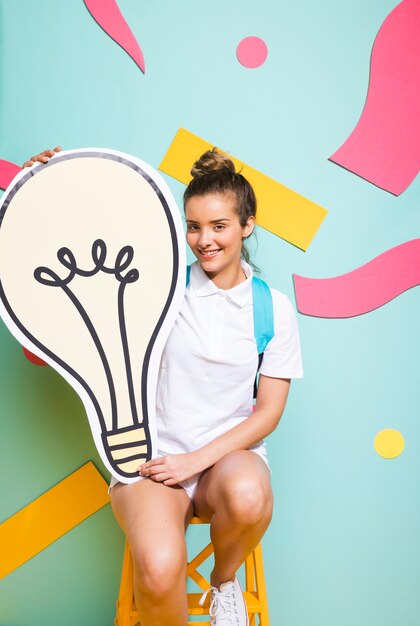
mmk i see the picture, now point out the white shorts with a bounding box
[108,442,271,500]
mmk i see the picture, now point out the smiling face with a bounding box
[185,192,255,287]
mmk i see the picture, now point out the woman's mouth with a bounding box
[198,249,221,258]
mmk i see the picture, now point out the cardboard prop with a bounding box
[374,429,405,460]
[0,462,109,578]
[329,0,420,195]
[0,159,20,190]
[23,345,47,365]
[160,128,327,251]
[0,149,186,483]
[84,0,145,73]
[293,239,420,318]
[236,37,268,68]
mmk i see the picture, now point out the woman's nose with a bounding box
[197,229,212,247]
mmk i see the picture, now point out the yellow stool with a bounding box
[114,515,270,626]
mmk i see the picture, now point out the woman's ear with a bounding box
[243,215,256,239]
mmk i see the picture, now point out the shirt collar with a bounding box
[189,260,253,308]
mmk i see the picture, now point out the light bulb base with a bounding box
[103,424,150,478]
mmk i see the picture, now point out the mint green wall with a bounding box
[1,1,419,625]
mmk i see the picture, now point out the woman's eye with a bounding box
[187,224,198,232]
[214,224,225,231]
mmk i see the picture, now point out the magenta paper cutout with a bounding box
[293,239,420,318]
[236,37,268,68]
[84,0,145,73]
[0,160,20,190]
[329,0,420,195]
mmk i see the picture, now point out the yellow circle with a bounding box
[374,429,405,459]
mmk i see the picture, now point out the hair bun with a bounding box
[190,148,236,178]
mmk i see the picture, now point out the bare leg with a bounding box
[193,450,273,588]
[111,478,194,626]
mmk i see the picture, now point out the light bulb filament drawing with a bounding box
[34,239,150,472]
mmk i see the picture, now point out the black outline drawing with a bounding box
[34,239,140,432]
[0,151,180,479]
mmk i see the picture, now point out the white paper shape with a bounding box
[0,148,186,483]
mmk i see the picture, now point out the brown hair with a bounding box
[183,148,258,269]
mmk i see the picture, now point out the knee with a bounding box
[221,479,273,526]
[132,545,187,599]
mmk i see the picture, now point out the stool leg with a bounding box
[245,552,255,592]
[253,544,269,626]
[115,541,135,626]
[245,553,256,626]
[116,522,270,626]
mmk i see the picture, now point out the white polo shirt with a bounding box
[154,260,303,457]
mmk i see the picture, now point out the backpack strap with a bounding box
[252,276,274,399]
[252,276,274,354]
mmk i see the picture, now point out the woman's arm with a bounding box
[139,374,290,485]
[193,374,290,470]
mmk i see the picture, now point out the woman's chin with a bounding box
[199,262,220,277]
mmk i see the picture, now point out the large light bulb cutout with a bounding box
[0,149,186,483]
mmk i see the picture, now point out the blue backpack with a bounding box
[186,265,274,398]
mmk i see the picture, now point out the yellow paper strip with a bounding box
[159,128,327,250]
[0,461,110,578]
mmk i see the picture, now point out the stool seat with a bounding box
[115,515,270,625]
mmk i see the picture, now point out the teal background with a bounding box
[0,1,419,625]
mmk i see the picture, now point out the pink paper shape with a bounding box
[329,0,420,195]
[236,36,268,68]
[84,0,145,73]
[0,160,20,190]
[23,347,47,366]
[293,239,420,318]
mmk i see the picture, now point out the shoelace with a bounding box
[199,584,236,625]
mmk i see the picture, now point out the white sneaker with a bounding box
[199,576,249,626]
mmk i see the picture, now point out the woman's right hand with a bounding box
[22,146,62,169]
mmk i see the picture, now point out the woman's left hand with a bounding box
[138,452,203,486]
[22,146,62,168]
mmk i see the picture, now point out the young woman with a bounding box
[24,146,303,626]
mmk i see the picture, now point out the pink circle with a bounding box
[236,36,268,69]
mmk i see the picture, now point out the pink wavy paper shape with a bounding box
[0,160,20,190]
[293,239,420,318]
[84,0,145,73]
[329,0,420,195]
[22,347,47,367]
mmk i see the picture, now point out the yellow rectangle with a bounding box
[0,462,110,578]
[159,128,327,250]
